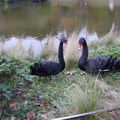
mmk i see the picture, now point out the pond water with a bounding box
[0,0,120,39]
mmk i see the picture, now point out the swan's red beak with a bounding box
[64,40,67,45]
[78,44,83,49]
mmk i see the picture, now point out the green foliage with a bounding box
[0,55,32,106]
[0,83,12,100]
[0,56,17,103]
[0,55,40,119]
[91,44,120,58]
[0,55,17,78]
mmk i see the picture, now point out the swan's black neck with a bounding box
[79,40,88,66]
[58,41,65,70]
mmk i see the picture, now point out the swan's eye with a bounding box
[64,40,67,44]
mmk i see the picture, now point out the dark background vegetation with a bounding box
[0,0,48,4]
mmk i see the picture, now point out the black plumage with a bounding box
[30,37,67,77]
[78,37,120,74]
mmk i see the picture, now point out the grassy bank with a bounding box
[0,36,120,119]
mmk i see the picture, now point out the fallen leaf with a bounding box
[43,99,51,106]
[65,70,76,76]
[27,111,36,120]
[9,102,17,109]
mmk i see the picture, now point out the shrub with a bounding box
[64,32,81,69]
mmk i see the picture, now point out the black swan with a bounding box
[30,37,67,77]
[78,37,120,74]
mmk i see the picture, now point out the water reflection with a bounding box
[0,1,120,38]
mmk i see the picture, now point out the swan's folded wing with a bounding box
[86,56,112,74]
[95,56,113,72]
[40,61,61,74]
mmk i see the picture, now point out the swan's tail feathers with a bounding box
[113,58,120,72]
[30,62,42,75]
[101,56,120,73]
[101,56,113,72]
[105,57,120,72]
